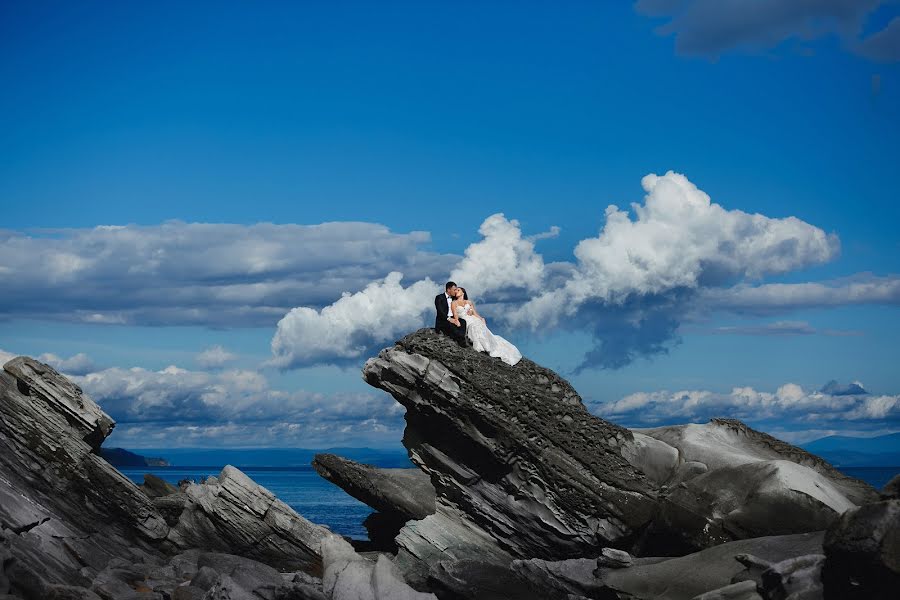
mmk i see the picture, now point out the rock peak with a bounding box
[363,328,658,562]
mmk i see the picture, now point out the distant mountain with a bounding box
[819,380,868,396]
[803,432,900,467]
[121,446,413,468]
[100,447,170,467]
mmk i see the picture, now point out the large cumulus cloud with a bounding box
[508,171,840,369]
[269,171,899,371]
[0,221,455,326]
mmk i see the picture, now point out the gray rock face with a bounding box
[312,454,435,520]
[362,328,659,565]
[1,358,169,593]
[3,357,114,452]
[1,355,332,598]
[636,419,876,506]
[312,454,435,549]
[650,460,855,554]
[163,465,331,574]
[628,419,877,555]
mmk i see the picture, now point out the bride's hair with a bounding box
[459,287,469,300]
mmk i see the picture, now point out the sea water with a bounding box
[118,465,899,540]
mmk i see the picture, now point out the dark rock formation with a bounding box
[0,356,332,599]
[312,453,435,550]
[312,454,435,520]
[352,329,882,597]
[161,465,331,573]
[364,330,659,556]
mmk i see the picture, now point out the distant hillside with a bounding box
[803,432,900,467]
[121,446,413,468]
[100,447,170,467]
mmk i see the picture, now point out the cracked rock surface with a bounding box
[0,356,332,599]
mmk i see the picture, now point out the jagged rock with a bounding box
[363,329,658,567]
[142,473,178,498]
[1,357,169,593]
[312,454,435,550]
[822,498,900,599]
[3,357,113,452]
[321,533,436,600]
[163,465,331,574]
[758,554,824,600]
[636,419,876,505]
[591,532,824,600]
[1,355,333,597]
[312,454,435,519]
[391,504,516,592]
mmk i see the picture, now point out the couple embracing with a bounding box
[434,281,522,366]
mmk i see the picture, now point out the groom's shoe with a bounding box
[465,338,474,348]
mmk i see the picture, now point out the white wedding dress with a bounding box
[456,304,522,366]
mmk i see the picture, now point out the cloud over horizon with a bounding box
[269,171,899,371]
[590,379,900,439]
[0,221,456,327]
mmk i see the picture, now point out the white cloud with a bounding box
[449,214,550,298]
[195,345,237,368]
[269,272,438,369]
[591,381,900,429]
[0,221,455,327]
[0,349,17,365]
[509,171,838,331]
[699,273,900,315]
[69,362,405,447]
[37,352,98,375]
[265,171,898,370]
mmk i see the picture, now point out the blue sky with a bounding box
[1,1,899,449]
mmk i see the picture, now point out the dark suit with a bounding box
[434,292,467,345]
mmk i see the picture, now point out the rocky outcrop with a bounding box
[312,454,436,551]
[352,329,885,597]
[634,419,877,505]
[626,419,878,555]
[362,329,660,587]
[162,465,331,573]
[1,357,169,592]
[0,356,335,598]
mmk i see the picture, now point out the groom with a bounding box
[434,281,468,346]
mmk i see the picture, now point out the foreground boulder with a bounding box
[1,357,169,591]
[162,465,332,574]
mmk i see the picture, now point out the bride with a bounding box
[451,287,522,366]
